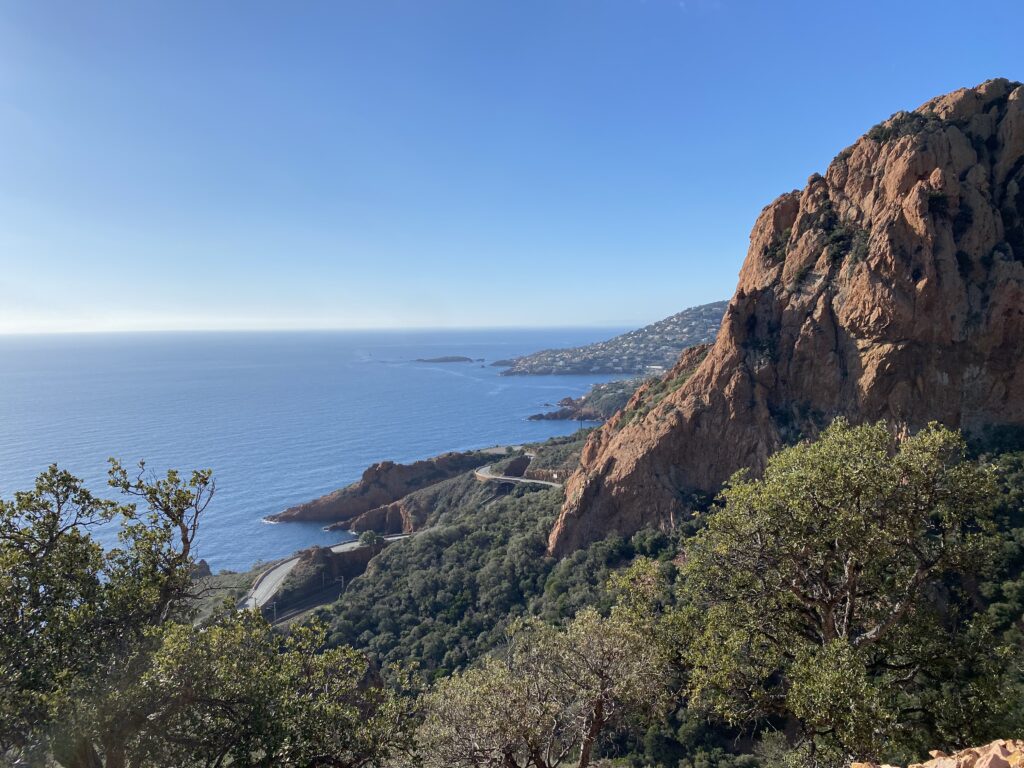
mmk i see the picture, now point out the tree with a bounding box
[358,530,385,547]
[131,613,416,768]
[1,460,212,767]
[0,462,414,768]
[677,420,1010,763]
[417,598,671,768]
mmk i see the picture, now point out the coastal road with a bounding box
[246,452,548,611]
[243,534,409,610]
[473,463,562,488]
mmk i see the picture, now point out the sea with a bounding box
[0,329,623,571]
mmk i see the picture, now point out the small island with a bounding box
[415,356,475,363]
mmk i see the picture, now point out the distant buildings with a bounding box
[500,300,728,376]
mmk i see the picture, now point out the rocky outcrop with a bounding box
[550,78,1024,556]
[327,473,477,534]
[528,379,643,423]
[267,450,489,525]
[853,739,1024,768]
[328,491,425,535]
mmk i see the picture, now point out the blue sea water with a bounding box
[0,329,623,571]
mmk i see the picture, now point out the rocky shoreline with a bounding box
[527,378,643,422]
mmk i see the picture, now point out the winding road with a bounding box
[473,463,562,488]
[242,534,409,610]
[244,452,555,613]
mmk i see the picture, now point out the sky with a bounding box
[1,1,1022,333]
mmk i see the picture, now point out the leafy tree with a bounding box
[976,450,1024,735]
[132,612,416,767]
[1,460,212,767]
[359,530,385,547]
[677,420,1012,763]
[417,587,672,768]
[0,462,413,768]
[417,650,570,768]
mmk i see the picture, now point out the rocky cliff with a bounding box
[854,739,1024,768]
[550,78,1024,555]
[325,473,470,534]
[267,450,489,525]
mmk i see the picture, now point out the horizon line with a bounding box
[0,322,635,338]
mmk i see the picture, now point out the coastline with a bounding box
[1,328,619,572]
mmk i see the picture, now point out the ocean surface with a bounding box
[0,329,623,571]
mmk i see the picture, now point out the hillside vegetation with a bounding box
[4,420,1022,767]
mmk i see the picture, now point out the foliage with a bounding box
[527,432,592,473]
[359,530,385,546]
[0,463,413,768]
[321,484,560,677]
[979,451,1024,728]
[190,564,264,625]
[417,571,674,768]
[582,380,643,420]
[676,420,1014,764]
[762,227,792,264]
[0,461,213,767]
[319,471,670,679]
[865,110,943,143]
[134,613,416,767]
[8,421,1023,768]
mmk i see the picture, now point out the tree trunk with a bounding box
[102,739,126,768]
[53,736,104,768]
[576,699,605,768]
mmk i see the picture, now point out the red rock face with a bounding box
[549,78,1024,556]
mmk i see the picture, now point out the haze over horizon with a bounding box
[2,1,1022,334]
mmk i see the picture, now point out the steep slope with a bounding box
[498,300,726,375]
[326,473,477,534]
[550,78,1024,555]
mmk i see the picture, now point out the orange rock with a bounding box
[549,78,1024,556]
[856,740,1023,768]
[974,741,1013,768]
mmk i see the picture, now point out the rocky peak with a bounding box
[549,78,1024,556]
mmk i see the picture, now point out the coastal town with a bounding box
[496,299,727,375]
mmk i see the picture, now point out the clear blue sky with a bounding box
[1,1,1021,333]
